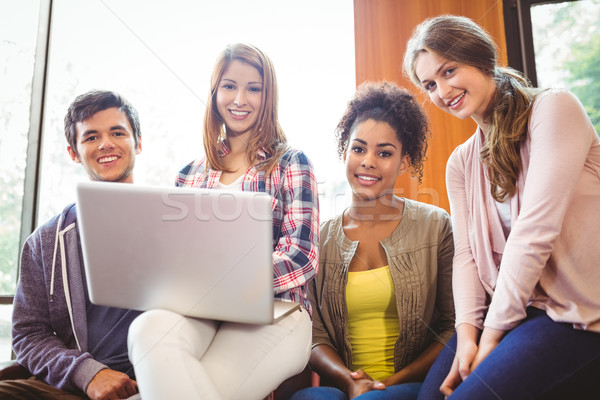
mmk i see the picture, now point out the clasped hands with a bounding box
[346,369,386,400]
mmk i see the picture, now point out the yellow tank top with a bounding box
[346,266,399,381]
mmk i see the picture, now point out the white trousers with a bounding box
[127,308,311,400]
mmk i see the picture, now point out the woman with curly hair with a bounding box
[404,15,600,400]
[291,81,455,400]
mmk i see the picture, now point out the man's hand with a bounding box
[347,369,385,400]
[85,369,138,400]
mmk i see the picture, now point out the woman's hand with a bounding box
[439,339,478,397]
[309,345,385,400]
[440,324,480,397]
[470,327,505,371]
[347,369,385,400]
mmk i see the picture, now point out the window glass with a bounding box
[531,0,600,132]
[39,0,356,223]
[0,305,13,359]
[0,0,40,358]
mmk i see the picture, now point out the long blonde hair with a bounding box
[403,15,539,201]
[203,43,287,174]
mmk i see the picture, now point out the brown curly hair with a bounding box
[335,81,430,183]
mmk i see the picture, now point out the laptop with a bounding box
[76,181,300,324]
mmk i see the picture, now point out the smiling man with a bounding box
[1,90,143,400]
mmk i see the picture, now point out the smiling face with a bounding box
[344,119,409,202]
[216,59,263,138]
[67,107,141,183]
[414,51,496,126]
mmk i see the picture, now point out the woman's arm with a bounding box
[485,90,596,330]
[442,149,488,394]
[440,323,480,396]
[445,147,489,329]
[433,212,456,344]
[382,213,454,386]
[271,150,320,296]
[309,222,384,399]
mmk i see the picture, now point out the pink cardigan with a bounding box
[446,89,600,333]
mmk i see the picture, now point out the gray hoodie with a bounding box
[12,203,127,393]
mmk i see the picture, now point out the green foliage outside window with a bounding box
[566,34,600,134]
[532,0,600,135]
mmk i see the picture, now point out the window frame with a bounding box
[502,0,580,85]
[1,0,53,306]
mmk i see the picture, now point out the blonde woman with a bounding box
[128,43,319,400]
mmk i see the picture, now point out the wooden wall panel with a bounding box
[353,0,508,212]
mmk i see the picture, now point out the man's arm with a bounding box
[12,221,105,392]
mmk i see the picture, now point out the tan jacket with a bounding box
[309,198,455,376]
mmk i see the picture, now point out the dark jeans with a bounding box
[418,307,600,400]
[291,382,422,400]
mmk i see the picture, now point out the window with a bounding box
[503,0,600,132]
[2,0,355,360]
[38,0,356,224]
[530,0,600,132]
[0,0,41,358]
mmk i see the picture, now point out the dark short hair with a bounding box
[335,81,430,183]
[64,90,141,153]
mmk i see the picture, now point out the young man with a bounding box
[1,90,143,400]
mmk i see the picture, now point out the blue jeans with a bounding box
[290,383,422,400]
[418,307,600,400]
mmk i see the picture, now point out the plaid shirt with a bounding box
[176,146,319,314]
